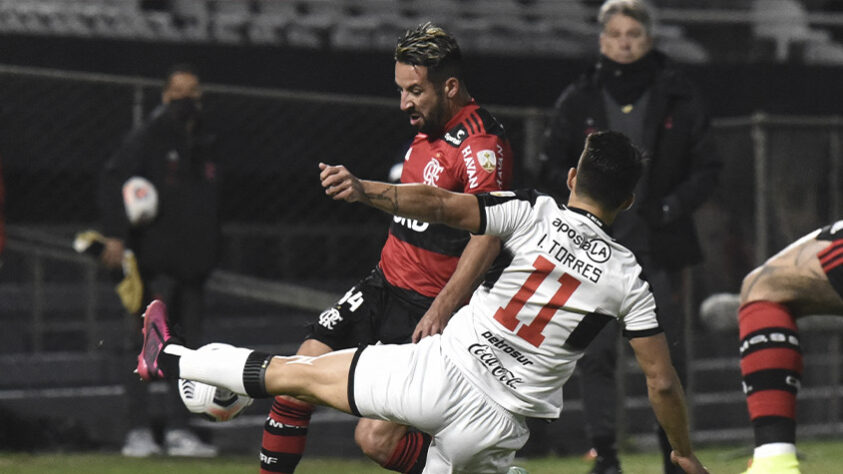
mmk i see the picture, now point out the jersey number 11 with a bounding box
[493,255,581,347]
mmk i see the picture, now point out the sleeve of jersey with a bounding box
[456,135,507,194]
[619,273,663,338]
[476,190,536,238]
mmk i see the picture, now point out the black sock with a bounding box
[242,351,273,398]
[754,416,796,446]
[157,343,181,379]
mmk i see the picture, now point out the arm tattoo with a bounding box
[365,185,399,214]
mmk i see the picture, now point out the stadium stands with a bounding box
[3,0,843,63]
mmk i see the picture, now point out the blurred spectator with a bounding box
[98,64,221,458]
[537,1,721,472]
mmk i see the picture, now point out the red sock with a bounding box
[739,301,802,444]
[382,431,431,474]
[260,396,314,474]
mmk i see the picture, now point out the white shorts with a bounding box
[349,335,530,473]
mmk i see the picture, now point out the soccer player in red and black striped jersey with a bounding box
[738,221,843,473]
[259,22,513,474]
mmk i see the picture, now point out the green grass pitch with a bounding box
[2,439,842,473]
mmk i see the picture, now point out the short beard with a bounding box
[418,89,448,135]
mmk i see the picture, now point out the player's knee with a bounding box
[740,265,777,305]
[354,422,399,464]
[354,425,385,461]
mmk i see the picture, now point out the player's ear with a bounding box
[566,167,576,191]
[444,77,459,98]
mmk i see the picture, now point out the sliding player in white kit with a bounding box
[136,131,708,473]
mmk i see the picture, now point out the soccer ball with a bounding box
[178,379,254,422]
[122,176,158,226]
[699,292,740,332]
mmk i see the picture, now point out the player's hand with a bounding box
[319,163,364,203]
[670,450,709,474]
[412,305,453,343]
[101,238,125,269]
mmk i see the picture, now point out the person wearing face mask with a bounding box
[98,64,221,458]
[536,1,721,473]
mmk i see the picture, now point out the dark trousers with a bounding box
[124,275,207,431]
[578,255,688,473]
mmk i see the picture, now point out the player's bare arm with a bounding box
[413,234,501,342]
[319,163,481,232]
[628,333,709,474]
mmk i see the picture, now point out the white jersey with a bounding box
[440,189,661,419]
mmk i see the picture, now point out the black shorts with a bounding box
[817,221,843,298]
[304,267,435,350]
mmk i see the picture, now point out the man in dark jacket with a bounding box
[537,1,721,473]
[99,64,221,458]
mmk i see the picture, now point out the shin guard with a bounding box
[259,396,314,474]
[739,301,802,444]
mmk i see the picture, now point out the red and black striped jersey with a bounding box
[379,101,513,297]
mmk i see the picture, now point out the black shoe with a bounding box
[588,456,622,474]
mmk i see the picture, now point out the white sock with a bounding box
[177,343,254,396]
[754,442,796,459]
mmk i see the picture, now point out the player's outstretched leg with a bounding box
[136,299,274,398]
[135,299,357,415]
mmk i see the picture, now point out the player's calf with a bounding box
[260,396,314,474]
[738,301,802,473]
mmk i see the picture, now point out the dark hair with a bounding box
[164,63,199,90]
[575,131,644,209]
[394,22,462,84]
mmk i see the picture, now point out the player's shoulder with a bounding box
[442,104,507,148]
[479,188,552,208]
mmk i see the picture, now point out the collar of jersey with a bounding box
[565,205,610,232]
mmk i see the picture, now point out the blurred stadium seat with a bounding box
[5,0,843,64]
[0,0,758,62]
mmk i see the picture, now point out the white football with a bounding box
[178,379,254,422]
[122,176,158,226]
